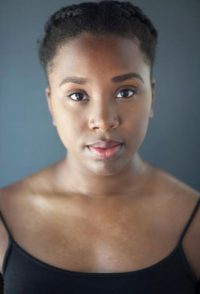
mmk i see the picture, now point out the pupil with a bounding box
[75,93,83,100]
[121,89,129,97]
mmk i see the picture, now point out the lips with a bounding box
[87,140,123,159]
[88,140,122,148]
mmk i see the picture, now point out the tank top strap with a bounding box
[178,197,200,244]
[0,211,12,241]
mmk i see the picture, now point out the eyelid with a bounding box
[115,86,138,98]
[64,85,139,102]
[116,85,138,91]
[65,89,88,102]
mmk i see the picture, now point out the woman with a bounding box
[0,1,199,293]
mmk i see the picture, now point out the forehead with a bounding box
[48,33,150,80]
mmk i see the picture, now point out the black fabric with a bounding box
[1,198,200,294]
[0,274,3,294]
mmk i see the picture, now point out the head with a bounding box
[38,1,158,176]
[39,1,157,76]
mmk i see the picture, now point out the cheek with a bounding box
[53,103,85,148]
[123,101,150,148]
[134,114,150,144]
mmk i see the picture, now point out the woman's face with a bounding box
[46,33,155,176]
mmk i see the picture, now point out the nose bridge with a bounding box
[95,96,113,119]
[88,93,119,130]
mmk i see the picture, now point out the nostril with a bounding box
[88,118,120,131]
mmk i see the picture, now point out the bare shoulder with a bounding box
[147,164,200,244]
[149,164,200,279]
[0,164,58,273]
[146,164,200,201]
[0,162,59,233]
[150,165,200,223]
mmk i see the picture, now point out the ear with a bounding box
[45,87,56,126]
[150,79,156,118]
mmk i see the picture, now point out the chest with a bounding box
[17,204,179,273]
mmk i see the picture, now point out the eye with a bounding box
[67,91,87,102]
[116,88,137,99]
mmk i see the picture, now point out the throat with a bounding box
[56,154,150,199]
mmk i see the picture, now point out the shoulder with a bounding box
[146,163,199,196]
[0,165,57,273]
[150,165,200,229]
[0,179,30,272]
[149,165,200,279]
[0,161,59,210]
[144,163,200,218]
[0,163,58,235]
[0,174,39,214]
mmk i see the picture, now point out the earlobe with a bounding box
[151,79,156,102]
[45,87,50,100]
[45,87,56,126]
[45,87,52,113]
[150,79,156,118]
[149,108,154,118]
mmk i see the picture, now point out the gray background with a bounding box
[0,0,200,190]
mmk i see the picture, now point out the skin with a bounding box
[0,33,199,277]
[46,33,155,198]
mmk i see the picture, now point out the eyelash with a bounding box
[65,87,138,102]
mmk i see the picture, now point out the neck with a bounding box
[54,152,151,199]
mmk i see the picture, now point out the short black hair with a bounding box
[39,1,158,75]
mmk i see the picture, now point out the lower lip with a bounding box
[87,144,123,159]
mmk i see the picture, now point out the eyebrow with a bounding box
[59,72,144,87]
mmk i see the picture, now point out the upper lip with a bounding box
[87,140,123,148]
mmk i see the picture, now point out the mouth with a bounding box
[86,141,124,160]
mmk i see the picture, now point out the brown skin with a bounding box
[0,33,200,277]
[46,33,155,197]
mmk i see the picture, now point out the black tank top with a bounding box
[0,198,200,294]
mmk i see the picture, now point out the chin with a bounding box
[85,158,130,177]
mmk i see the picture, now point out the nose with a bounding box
[88,101,120,131]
